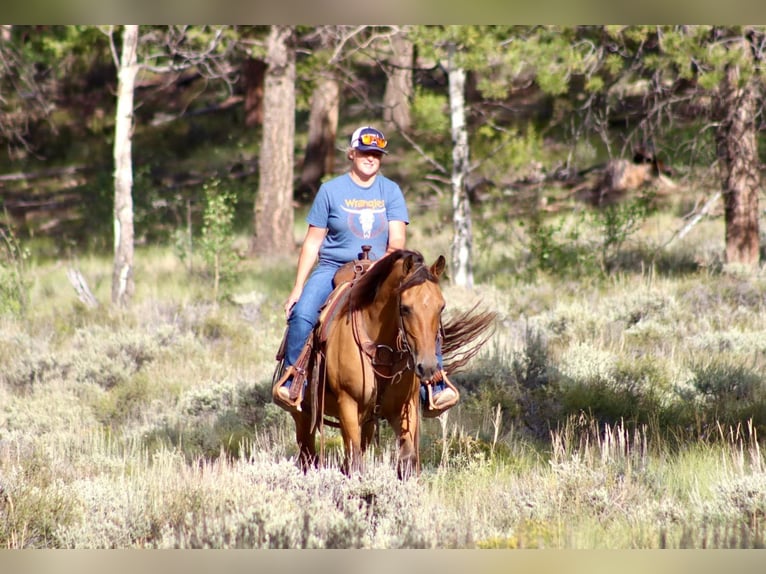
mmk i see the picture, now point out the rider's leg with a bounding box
[275,265,338,409]
[421,337,459,416]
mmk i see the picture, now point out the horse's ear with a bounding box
[430,255,446,279]
[402,254,416,275]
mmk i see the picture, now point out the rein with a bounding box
[351,299,414,383]
[347,259,434,384]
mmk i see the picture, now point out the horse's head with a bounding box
[348,249,447,382]
[397,252,447,382]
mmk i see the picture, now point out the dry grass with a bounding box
[2,197,766,547]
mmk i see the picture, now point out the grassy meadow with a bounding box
[3,183,766,549]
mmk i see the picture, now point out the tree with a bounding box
[711,29,761,267]
[0,25,68,159]
[297,26,343,200]
[298,71,339,200]
[446,44,473,288]
[383,26,414,133]
[574,26,765,268]
[251,25,296,256]
[409,26,527,288]
[111,24,138,306]
[107,25,240,305]
[242,57,267,127]
[412,26,765,277]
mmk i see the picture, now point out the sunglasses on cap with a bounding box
[359,133,388,149]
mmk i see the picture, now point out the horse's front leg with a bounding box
[361,418,376,452]
[389,393,421,480]
[293,411,317,472]
[337,393,364,475]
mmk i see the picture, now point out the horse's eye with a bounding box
[400,305,411,316]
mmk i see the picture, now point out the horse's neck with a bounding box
[362,272,402,343]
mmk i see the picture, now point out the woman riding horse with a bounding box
[273,125,458,418]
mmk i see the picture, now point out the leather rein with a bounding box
[350,295,415,385]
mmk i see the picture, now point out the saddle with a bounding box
[332,245,373,287]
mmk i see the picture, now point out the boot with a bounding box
[272,365,305,415]
[272,335,314,415]
[423,370,460,418]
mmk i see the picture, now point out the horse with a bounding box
[286,248,496,479]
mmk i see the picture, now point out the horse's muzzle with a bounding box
[415,360,439,383]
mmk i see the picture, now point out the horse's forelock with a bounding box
[396,263,437,294]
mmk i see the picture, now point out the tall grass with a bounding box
[2,196,766,547]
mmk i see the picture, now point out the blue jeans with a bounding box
[285,263,339,367]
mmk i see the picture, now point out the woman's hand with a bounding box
[284,286,302,320]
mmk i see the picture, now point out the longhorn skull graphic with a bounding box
[341,205,386,238]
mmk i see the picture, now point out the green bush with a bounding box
[198,179,239,302]
[0,224,30,316]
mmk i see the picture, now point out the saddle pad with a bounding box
[316,281,352,344]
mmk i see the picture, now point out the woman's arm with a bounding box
[284,225,327,317]
[385,220,407,254]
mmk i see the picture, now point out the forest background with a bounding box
[2,25,766,549]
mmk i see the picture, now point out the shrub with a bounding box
[198,179,239,303]
[0,223,30,316]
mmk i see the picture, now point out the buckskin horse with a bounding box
[277,248,496,479]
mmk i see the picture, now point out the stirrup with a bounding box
[272,365,305,414]
[423,370,460,418]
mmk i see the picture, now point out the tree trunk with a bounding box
[297,72,339,200]
[447,52,473,288]
[714,43,761,269]
[112,25,139,306]
[251,25,296,257]
[243,57,266,127]
[383,28,414,133]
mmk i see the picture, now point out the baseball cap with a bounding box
[349,126,389,154]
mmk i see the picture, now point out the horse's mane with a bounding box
[348,249,433,311]
[441,303,498,374]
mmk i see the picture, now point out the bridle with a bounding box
[351,291,415,385]
[350,270,440,385]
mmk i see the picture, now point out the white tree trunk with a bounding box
[447,57,473,288]
[252,25,296,256]
[112,25,139,306]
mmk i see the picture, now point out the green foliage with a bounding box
[475,122,546,174]
[92,373,153,428]
[590,191,657,272]
[521,190,657,279]
[198,179,239,302]
[0,449,79,548]
[411,87,449,136]
[687,359,766,429]
[525,213,593,278]
[0,223,30,316]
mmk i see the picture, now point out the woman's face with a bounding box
[351,149,384,180]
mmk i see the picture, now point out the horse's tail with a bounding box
[441,303,498,374]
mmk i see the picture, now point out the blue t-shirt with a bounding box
[307,173,409,266]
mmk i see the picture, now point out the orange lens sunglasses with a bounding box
[359,133,388,149]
